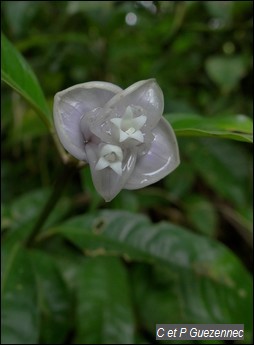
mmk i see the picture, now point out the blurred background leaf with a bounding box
[2,188,72,245]
[76,256,135,344]
[30,250,72,344]
[1,243,39,344]
[132,263,252,342]
[183,194,218,237]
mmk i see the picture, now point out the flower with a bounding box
[95,144,123,175]
[53,79,180,201]
[110,106,146,143]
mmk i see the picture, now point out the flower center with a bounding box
[125,127,136,135]
[95,144,123,175]
[104,152,117,163]
[110,106,147,144]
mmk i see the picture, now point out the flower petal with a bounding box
[81,107,118,144]
[85,143,137,202]
[124,118,180,189]
[105,79,164,130]
[124,106,133,120]
[53,82,122,160]
[110,118,122,127]
[95,157,109,170]
[109,161,122,175]
[100,144,123,160]
[129,130,144,143]
[132,115,147,129]
[119,130,129,142]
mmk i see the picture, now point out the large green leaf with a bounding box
[181,138,251,209]
[39,237,85,293]
[30,250,72,344]
[2,188,71,244]
[166,113,253,143]
[1,33,51,127]
[76,256,134,344]
[132,264,249,343]
[46,211,250,280]
[1,243,39,344]
[43,210,252,333]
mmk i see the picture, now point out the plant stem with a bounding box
[162,2,187,50]
[26,163,77,247]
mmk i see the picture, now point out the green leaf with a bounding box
[7,189,52,229]
[1,33,51,128]
[183,195,218,237]
[166,113,253,143]
[1,243,39,344]
[8,108,49,145]
[49,211,245,280]
[219,205,253,244]
[3,188,71,244]
[80,168,103,211]
[136,187,171,209]
[44,210,252,333]
[233,206,253,234]
[205,55,247,92]
[30,250,72,344]
[132,264,250,343]
[40,237,85,292]
[76,256,134,344]
[164,160,196,200]
[2,2,42,37]
[182,138,251,208]
[204,1,233,23]
[109,190,140,212]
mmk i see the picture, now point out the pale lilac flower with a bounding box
[53,79,180,201]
